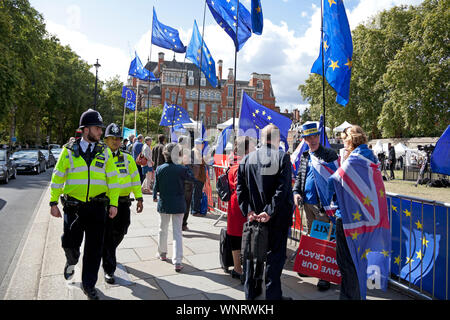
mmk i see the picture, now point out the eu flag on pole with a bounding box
[186,20,218,88]
[152,7,186,53]
[239,92,292,151]
[121,86,136,103]
[311,0,353,106]
[159,102,192,126]
[125,101,136,111]
[330,154,391,299]
[251,0,263,35]
[129,51,159,82]
[318,114,331,148]
[206,0,252,51]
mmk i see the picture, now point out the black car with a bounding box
[0,149,17,184]
[40,149,56,169]
[12,150,47,174]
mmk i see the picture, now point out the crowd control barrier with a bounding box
[207,166,449,300]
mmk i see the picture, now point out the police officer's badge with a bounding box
[112,125,119,134]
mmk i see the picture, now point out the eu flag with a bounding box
[311,0,353,106]
[239,92,292,151]
[152,7,186,53]
[318,114,331,148]
[206,0,252,51]
[125,101,136,111]
[129,51,160,82]
[186,20,218,88]
[251,0,263,35]
[159,102,192,126]
[330,154,391,299]
[121,86,136,103]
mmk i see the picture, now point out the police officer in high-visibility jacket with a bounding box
[49,109,120,300]
[101,123,143,284]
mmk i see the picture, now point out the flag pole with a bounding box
[320,0,327,146]
[122,100,127,138]
[171,56,188,142]
[147,8,154,135]
[232,0,240,132]
[135,81,139,135]
[196,0,208,135]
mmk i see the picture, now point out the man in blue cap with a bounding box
[293,122,339,291]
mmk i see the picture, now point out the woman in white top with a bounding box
[141,137,154,194]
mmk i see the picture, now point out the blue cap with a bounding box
[301,122,320,138]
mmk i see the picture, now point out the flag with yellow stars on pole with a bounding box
[330,151,391,299]
[238,92,292,151]
[311,0,353,106]
[151,7,187,53]
[251,0,263,35]
[159,102,192,126]
[185,20,218,88]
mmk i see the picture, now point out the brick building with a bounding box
[127,52,279,128]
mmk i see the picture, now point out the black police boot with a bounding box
[64,263,76,281]
[317,279,331,291]
[104,273,115,284]
[82,285,99,300]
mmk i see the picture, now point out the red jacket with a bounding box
[226,156,247,237]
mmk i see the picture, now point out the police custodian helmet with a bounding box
[79,109,105,128]
[105,123,122,138]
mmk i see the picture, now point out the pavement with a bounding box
[3,186,412,300]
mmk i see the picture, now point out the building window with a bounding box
[257,80,263,90]
[188,70,193,77]
[186,91,190,99]
[227,85,234,97]
[216,92,221,100]
[227,100,233,108]
[204,91,209,99]
[211,115,217,125]
[200,103,206,112]
[200,78,206,87]
[165,90,170,99]
[172,92,177,102]
[212,103,217,113]
[177,97,182,105]
[188,102,194,112]
[188,77,194,86]
[257,93,263,100]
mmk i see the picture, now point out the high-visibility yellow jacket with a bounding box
[50,140,120,207]
[110,149,143,199]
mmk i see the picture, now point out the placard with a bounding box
[293,235,342,284]
[310,220,336,241]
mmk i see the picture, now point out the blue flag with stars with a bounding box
[121,86,136,103]
[159,102,192,127]
[129,51,160,82]
[186,20,218,88]
[206,0,252,51]
[311,0,353,106]
[239,92,292,151]
[152,7,186,53]
[251,0,263,35]
[125,101,136,111]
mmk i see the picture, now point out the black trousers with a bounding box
[335,218,361,300]
[102,201,131,275]
[61,201,107,289]
[244,224,289,300]
[183,182,193,227]
[389,162,396,179]
[136,164,144,183]
[191,181,204,214]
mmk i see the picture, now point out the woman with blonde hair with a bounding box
[329,125,390,300]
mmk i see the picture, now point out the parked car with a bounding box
[12,150,46,174]
[0,149,17,184]
[51,147,63,161]
[40,149,56,168]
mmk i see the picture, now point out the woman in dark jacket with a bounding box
[153,143,197,272]
[227,136,256,280]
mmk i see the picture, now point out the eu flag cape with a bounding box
[330,153,391,299]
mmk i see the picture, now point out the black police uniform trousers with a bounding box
[62,200,107,289]
[102,199,131,275]
[335,218,361,300]
[244,224,289,300]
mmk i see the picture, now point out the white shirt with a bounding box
[80,138,95,153]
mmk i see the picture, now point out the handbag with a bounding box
[216,168,231,202]
[136,152,148,166]
[241,221,269,263]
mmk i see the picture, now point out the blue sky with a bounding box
[29,0,422,112]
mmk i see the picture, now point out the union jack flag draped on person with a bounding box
[309,153,339,220]
[330,153,391,299]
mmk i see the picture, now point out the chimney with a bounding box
[217,60,223,81]
[158,52,165,74]
[227,68,234,81]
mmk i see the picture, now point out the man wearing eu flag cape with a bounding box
[329,125,391,300]
[293,121,339,291]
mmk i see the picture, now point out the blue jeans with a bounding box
[191,181,204,214]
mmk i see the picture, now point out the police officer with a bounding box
[101,123,144,284]
[49,109,120,300]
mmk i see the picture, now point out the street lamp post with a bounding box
[93,59,101,110]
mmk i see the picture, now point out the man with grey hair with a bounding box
[237,124,294,300]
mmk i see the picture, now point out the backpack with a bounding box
[216,168,231,202]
